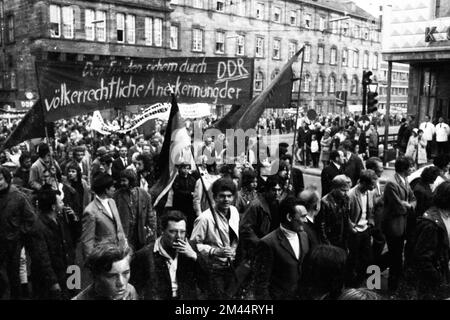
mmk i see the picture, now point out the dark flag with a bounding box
[0,100,54,151]
[232,48,304,131]
[150,94,194,206]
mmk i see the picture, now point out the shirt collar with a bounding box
[280,224,298,239]
[154,237,177,262]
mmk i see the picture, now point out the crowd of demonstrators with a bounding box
[2,110,450,301]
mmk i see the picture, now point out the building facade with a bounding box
[169,0,382,115]
[0,0,381,117]
[0,0,172,110]
[383,0,450,123]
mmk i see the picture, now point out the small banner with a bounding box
[36,57,254,122]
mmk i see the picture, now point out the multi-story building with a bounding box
[377,61,409,116]
[0,0,172,110]
[383,0,450,123]
[169,0,382,115]
[0,0,381,117]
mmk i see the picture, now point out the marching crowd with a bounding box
[0,111,450,301]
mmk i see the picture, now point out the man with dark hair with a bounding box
[113,169,156,251]
[347,169,378,286]
[280,154,304,196]
[32,186,79,299]
[81,173,127,260]
[130,210,202,300]
[397,117,412,155]
[111,146,130,183]
[0,166,57,299]
[135,153,153,192]
[253,196,314,299]
[240,175,283,260]
[71,145,91,186]
[316,175,352,250]
[29,143,61,191]
[321,150,345,196]
[13,153,32,187]
[73,243,137,300]
[342,140,364,187]
[408,181,450,299]
[382,156,416,291]
[190,177,240,299]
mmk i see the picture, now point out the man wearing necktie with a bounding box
[435,117,450,156]
[112,146,130,183]
[419,115,436,159]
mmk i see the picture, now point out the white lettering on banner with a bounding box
[217,58,250,84]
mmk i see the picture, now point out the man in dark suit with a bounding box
[111,146,130,183]
[382,156,416,291]
[253,196,316,300]
[321,149,345,196]
[396,117,413,155]
[130,211,203,300]
[281,154,304,196]
[316,175,352,250]
[342,140,364,187]
[347,170,378,287]
[298,189,321,245]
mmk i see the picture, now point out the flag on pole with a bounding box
[0,100,54,151]
[231,48,304,131]
[150,94,194,206]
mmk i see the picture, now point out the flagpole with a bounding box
[289,47,305,192]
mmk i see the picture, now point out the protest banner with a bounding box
[35,57,254,122]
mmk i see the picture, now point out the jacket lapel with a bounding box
[277,228,298,261]
[395,174,408,199]
[94,198,115,222]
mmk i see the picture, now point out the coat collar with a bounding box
[276,227,303,261]
[94,197,115,222]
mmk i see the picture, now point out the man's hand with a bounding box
[174,239,197,260]
[213,247,235,259]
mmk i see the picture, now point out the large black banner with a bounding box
[36,57,254,122]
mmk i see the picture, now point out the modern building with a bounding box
[169,0,382,115]
[0,0,172,111]
[382,0,450,123]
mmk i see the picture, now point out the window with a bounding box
[319,16,326,31]
[62,7,74,39]
[317,45,324,64]
[329,75,336,93]
[116,13,125,43]
[6,15,14,43]
[170,25,179,50]
[331,20,338,34]
[86,9,95,41]
[256,3,264,19]
[290,11,296,25]
[236,35,245,55]
[351,76,358,94]
[192,28,203,52]
[341,21,349,36]
[304,13,312,28]
[342,49,348,66]
[273,7,281,23]
[363,51,369,69]
[49,5,61,38]
[341,76,348,91]
[304,44,311,62]
[255,36,264,57]
[193,0,203,9]
[317,75,324,93]
[288,41,297,59]
[272,39,281,59]
[126,14,135,44]
[302,74,311,92]
[10,71,16,90]
[435,0,450,17]
[215,31,225,54]
[144,17,153,45]
[154,18,162,47]
[96,11,106,42]
[254,71,264,91]
[363,28,369,40]
[354,25,360,38]
[353,50,359,68]
[216,1,224,12]
[236,0,246,16]
[330,47,337,65]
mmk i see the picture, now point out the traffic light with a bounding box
[362,70,373,86]
[367,91,378,113]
